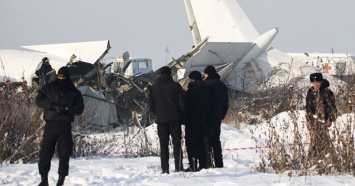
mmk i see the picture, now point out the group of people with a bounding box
[34,63,337,185]
[149,69,338,173]
[34,64,228,185]
[148,65,229,173]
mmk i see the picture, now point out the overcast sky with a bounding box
[1,0,355,70]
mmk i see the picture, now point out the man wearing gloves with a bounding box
[36,66,84,186]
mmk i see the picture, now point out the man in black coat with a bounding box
[305,73,337,161]
[148,66,185,174]
[203,65,229,168]
[184,71,211,171]
[36,67,84,186]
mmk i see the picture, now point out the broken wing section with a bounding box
[185,0,259,44]
[182,42,253,77]
[0,49,70,83]
[22,40,111,64]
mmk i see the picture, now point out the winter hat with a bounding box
[204,65,216,75]
[58,67,70,79]
[160,66,171,75]
[188,71,202,81]
[310,73,323,82]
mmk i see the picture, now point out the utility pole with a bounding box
[165,46,170,65]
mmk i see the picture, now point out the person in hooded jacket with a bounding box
[203,66,229,168]
[36,66,84,186]
[184,71,211,172]
[305,72,337,161]
[35,57,57,87]
[148,66,185,174]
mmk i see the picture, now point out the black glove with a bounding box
[51,103,68,114]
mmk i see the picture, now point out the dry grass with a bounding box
[0,80,155,164]
[0,81,43,164]
[2,73,355,176]
[232,81,355,176]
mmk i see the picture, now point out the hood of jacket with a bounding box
[156,74,174,85]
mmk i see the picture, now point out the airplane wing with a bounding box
[185,0,259,46]
[0,49,69,83]
[22,40,111,64]
[184,42,253,69]
[174,41,254,85]
[0,40,111,84]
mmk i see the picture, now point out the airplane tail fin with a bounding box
[184,0,259,44]
[184,0,202,46]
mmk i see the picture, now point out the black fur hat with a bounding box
[310,73,323,82]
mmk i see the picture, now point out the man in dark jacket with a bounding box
[305,72,337,161]
[36,66,84,186]
[184,71,211,171]
[148,66,185,174]
[203,65,229,168]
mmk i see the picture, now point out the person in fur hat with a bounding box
[305,72,337,161]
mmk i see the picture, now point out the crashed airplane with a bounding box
[1,0,354,126]
[168,0,355,92]
[0,40,157,126]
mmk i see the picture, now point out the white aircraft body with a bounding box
[179,0,354,92]
[0,40,110,84]
[287,52,355,76]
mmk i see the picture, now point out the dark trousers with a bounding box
[157,121,183,172]
[38,121,73,176]
[185,126,206,170]
[205,120,223,168]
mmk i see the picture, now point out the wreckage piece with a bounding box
[35,58,155,127]
[34,59,101,89]
[0,40,110,85]
[159,37,209,90]
[1,40,156,127]
[22,40,111,65]
[79,85,119,126]
[115,69,161,126]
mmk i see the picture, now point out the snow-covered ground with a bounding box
[1,111,355,186]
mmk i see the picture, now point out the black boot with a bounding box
[38,174,49,186]
[184,158,198,172]
[205,152,213,169]
[56,175,66,186]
